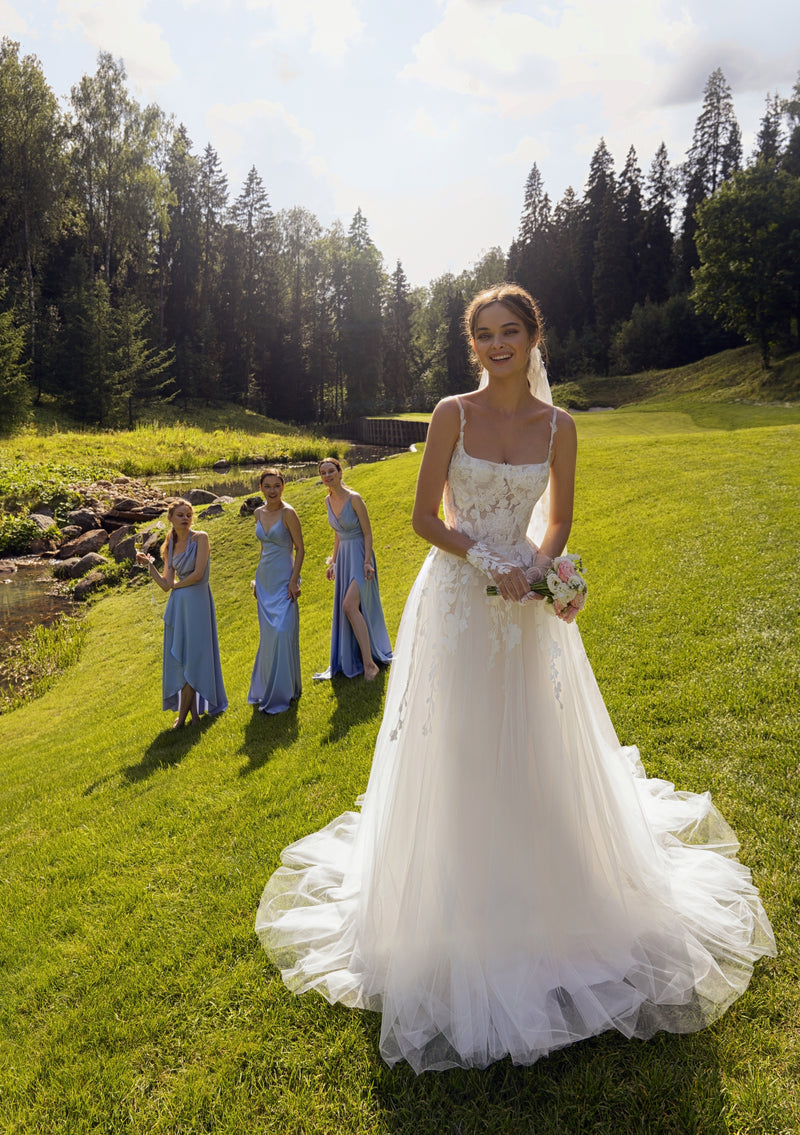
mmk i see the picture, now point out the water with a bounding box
[0,559,76,649]
[150,462,320,499]
[149,446,407,499]
[2,445,409,653]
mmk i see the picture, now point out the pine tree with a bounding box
[753,93,785,169]
[0,38,67,397]
[680,69,741,284]
[641,142,675,303]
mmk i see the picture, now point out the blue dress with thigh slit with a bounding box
[325,496,392,678]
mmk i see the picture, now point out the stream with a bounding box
[0,444,410,654]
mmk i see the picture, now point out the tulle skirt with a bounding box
[255,547,775,1072]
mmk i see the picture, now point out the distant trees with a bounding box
[692,163,800,366]
[1,44,798,426]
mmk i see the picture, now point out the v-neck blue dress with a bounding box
[162,534,227,715]
[248,513,301,714]
[324,495,392,678]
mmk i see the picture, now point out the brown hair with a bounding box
[318,457,343,474]
[260,467,285,488]
[161,498,194,562]
[464,282,544,351]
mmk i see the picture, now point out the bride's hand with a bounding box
[489,563,530,602]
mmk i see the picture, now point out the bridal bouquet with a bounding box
[487,554,588,623]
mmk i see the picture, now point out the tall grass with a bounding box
[1,403,347,484]
[0,408,797,1134]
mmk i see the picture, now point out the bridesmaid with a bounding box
[248,469,304,714]
[137,499,227,727]
[317,457,392,681]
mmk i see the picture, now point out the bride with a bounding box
[255,283,775,1073]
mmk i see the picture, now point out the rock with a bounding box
[28,537,60,554]
[67,508,101,531]
[56,528,109,559]
[28,512,57,533]
[216,495,235,505]
[101,505,167,530]
[69,552,107,579]
[198,503,224,518]
[0,559,18,574]
[112,535,137,563]
[30,502,55,518]
[185,488,219,505]
[73,570,106,600]
[108,524,136,552]
[60,525,83,539]
[140,528,164,558]
[212,458,230,470]
[111,497,141,511]
[53,558,80,580]
[240,495,262,516]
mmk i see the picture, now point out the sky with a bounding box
[2,0,800,288]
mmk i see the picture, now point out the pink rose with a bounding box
[572,591,586,610]
[557,559,573,583]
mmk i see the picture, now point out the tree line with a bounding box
[1,41,799,432]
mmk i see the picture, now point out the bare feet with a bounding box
[172,717,184,729]
[364,660,379,682]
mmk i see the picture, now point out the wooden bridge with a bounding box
[339,417,429,447]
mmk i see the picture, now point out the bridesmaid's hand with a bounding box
[325,562,336,582]
[288,580,301,601]
[364,561,375,581]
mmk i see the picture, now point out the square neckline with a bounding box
[455,397,557,470]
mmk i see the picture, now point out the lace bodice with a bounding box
[443,400,555,561]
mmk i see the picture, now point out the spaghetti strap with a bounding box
[455,396,466,444]
[547,407,558,461]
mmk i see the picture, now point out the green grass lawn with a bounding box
[0,401,347,485]
[0,406,798,1134]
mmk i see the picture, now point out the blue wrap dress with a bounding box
[325,495,392,678]
[162,534,227,715]
[248,513,301,714]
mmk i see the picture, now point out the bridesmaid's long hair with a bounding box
[160,499,194,562]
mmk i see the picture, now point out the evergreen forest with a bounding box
[1,41,799,432]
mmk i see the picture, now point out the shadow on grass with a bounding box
[322,668,388,745]
[120,713,219,783]
[239,700,300,775]
[366,1024,726,1135]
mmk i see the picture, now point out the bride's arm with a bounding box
[536,409,577,562]
[411,399,473,557]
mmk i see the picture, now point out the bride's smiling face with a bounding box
[471,302,534,382]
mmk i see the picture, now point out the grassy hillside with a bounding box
[551,344,800,411]
[0,407,798,1133]
[0,401,347,485]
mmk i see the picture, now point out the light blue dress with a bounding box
[248,513,301,714]
[325,495,392,678]
[162,534,227,715]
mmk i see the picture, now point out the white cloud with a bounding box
[55,0,179,93]
[401,0,696,120]
[329,172,519,288]
[498,134,551,171]
[408,107,458,140]
[206,98,331,191]
[0,0,27,36]
[247,0,364,61]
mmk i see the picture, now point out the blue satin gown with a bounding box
[248,514,301,713]
[162,535,227,715]
[325,496,392,678]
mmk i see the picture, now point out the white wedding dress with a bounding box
[255,398,775,1073]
